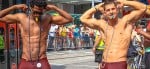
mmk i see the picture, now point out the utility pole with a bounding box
[92,0,95,18]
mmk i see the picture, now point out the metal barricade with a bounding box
[47,32,95,51]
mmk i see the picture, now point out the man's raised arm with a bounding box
[0,4,27,23]
[120,0,146,23]
[0,4,27,17]
[46,5,73,25]
[0,6,16,18]
[80,3,104,29]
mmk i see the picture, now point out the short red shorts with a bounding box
[18,58,51,69]
[100,61,127,69]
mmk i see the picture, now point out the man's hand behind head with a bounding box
[95,3,104,12]
[14,4,27,11]
[116,0,124,9]
[46,5,57,11]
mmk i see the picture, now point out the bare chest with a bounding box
[19,18,51,36]
[104,24,132,45]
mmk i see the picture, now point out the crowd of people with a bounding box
[47,24,96,51]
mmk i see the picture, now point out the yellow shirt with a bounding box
[95,30,104,50]
[60,27,67,37]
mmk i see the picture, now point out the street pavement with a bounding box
[47,49,98,69]
[0,49,97,69]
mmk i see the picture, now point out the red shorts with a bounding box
[100,61,127,69]
[18,58,51,69]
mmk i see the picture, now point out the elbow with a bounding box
[66,16,73,23]
[0,19,5,23]
[69,17,73,23]
[80,17,85,24]
[66,17,73,23]
[0,15,2,18]
[80,17,82,22]
[0,12,3,18]
[80,16,89,24]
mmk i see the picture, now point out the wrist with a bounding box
[121,0,125,5]
[94,7,98,11]
[91,7,98,13]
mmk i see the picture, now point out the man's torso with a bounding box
[100,19,132,62]
[18,13,51,61]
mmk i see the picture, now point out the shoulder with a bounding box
[42,13,52,22]
[13,13,27,19]
[96,19,107,29]
[14,13,26,16]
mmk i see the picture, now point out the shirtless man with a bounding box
[0,0,73,69]
[80,0,146,69]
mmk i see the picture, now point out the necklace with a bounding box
[28,15,42,68]
[37,16,42,68]
[101,21,116,68]
[26,2,42,68]
[28,15,33,64]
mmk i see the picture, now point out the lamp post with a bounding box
[92,0,95,18]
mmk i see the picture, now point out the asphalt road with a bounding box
[50,56,98,69]
[48,49,98,69]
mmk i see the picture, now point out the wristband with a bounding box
[94,7,98,11]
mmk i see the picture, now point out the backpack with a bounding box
[127,36,143,58]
